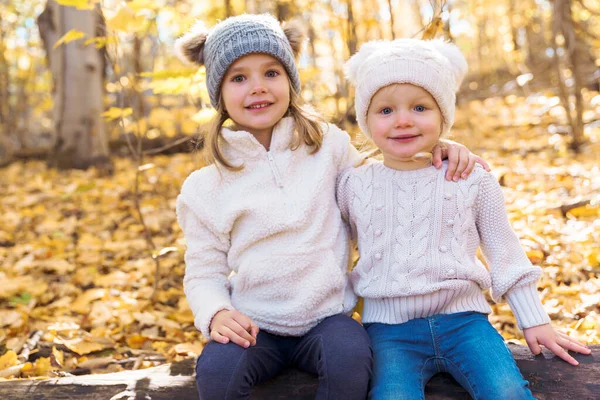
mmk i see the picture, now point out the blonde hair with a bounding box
[203,81,324,170]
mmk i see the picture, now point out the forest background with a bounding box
[0,0,599,379]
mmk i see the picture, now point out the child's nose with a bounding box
[250,78,267,94]
[394,111,413,128]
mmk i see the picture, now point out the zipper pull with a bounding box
[267,152,284,188]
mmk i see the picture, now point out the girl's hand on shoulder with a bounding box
[523,323,591,366]
[209,309,259,348]
[432,140,491,181]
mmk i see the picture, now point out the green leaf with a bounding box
[9,292,32,306]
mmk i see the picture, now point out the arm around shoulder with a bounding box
[323,123,364,170]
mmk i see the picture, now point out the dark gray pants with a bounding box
[195,314,373,400]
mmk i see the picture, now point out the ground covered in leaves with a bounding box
[1,95,599,379]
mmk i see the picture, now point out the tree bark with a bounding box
[37,0,112,171]
[224,0,233,17]
[560,0,585,151]
[387,0,396,39]
[551,0,589,152]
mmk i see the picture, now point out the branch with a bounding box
[577,0,600,16]
[143,135,195,156]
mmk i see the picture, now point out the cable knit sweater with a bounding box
[336,161,551,329]
[176,117,363,338]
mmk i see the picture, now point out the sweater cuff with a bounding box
[195,302,235,339]
[505,284,550,329]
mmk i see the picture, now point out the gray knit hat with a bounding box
[175,14,305,108]
[345,38,468,138]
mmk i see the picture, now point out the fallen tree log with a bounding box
[0,344,597,399]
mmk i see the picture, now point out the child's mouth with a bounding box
[389,135,419,142]
[246,102,272,110]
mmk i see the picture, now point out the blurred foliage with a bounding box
[0,0,599,380]
[1,0,599,149]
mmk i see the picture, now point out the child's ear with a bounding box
[175,22,209,66]
[281,20,306,59]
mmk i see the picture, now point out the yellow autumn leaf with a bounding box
[588,249,600,267]
[101,107,132,122]
[83,36,112,49]
[139,69,197,80]
[106,5,148,33]
[128,0,157,12]
[566,204,600,219]
[51,347,64,368]
[55,0,95,10]
[126,118,148,135]
[59,336,115,355]
[181,119,199,135]
[53,29,86,49]
[148,108,172,127]
[2,276,48,299]
[169,342,204,357]
[552,285,580,295]
[151,341,170,353]
[526,249,545,264]
[0,351,18,370]
[127,334,150,349]
[422,16,443,40]
[191,108,216,125]
[20,362,35,377]
[34,357,54,376]
[71,288,107,314]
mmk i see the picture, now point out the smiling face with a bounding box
[367,83,443,170]
[220,53,291,143]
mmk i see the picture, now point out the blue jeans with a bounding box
[366,312,534,400]
[195,314,373,400]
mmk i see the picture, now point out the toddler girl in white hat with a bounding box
[338,38,590,399]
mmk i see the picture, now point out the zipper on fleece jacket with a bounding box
[266,151,284,188]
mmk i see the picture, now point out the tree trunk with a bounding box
[346,0,357,55]
[0,13,10,137]
[560,0,585,151]
[551,0,585,152]
[224,0,233,17]
[132,35,145,122]
[387,0,396,39]
[37,0,112,172]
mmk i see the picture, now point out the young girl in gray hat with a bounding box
[175,14,486,399]
[338,38,591,399]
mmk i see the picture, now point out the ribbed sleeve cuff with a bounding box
[505,284,550,329]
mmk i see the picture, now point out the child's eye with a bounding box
[265,70,280,78]
[380,107,392,115]
[232,75,245,82]
[414,105,426,112]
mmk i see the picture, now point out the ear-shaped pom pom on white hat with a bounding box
[428,38,468,91]
[344,40,388,85]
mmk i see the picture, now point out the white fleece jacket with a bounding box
[176,117,363,338]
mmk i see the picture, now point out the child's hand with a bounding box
[209,309,259,348]
[523,324,591,366]
[432,140,491,181]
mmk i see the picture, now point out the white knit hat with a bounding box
[344,38,468,138]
